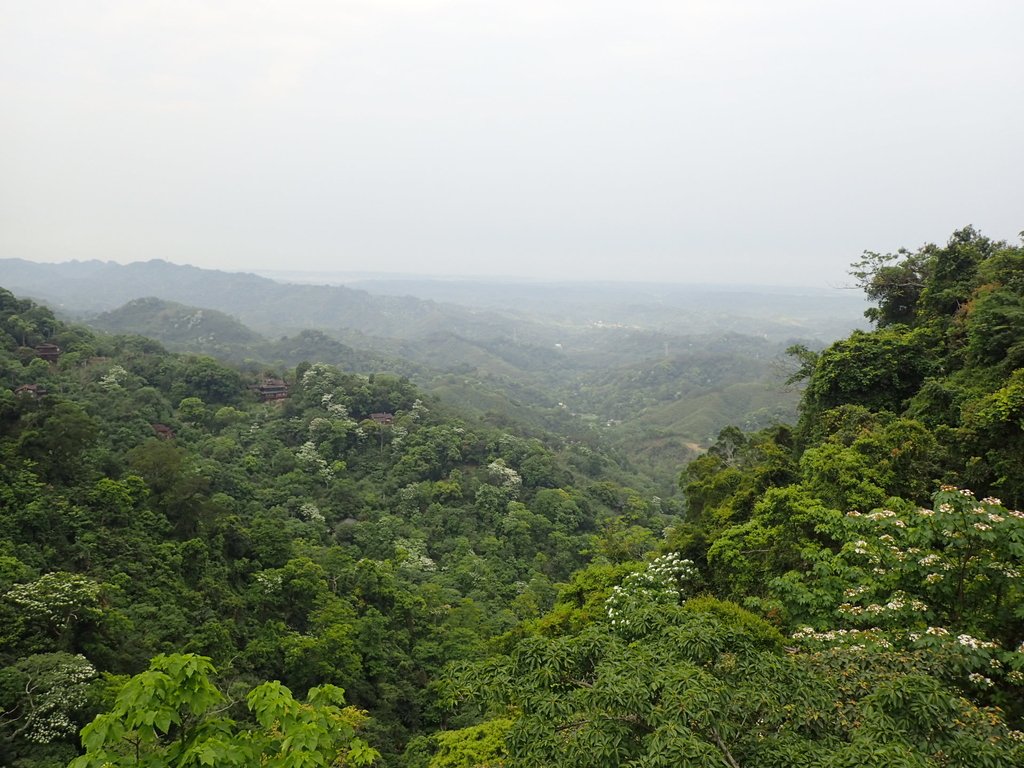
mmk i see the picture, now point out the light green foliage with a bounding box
[798,412,939,509]
[802,325,938,420]
[835,489,1023,632]
[759,486,1024,728]
[705,486,841,599]
[679,424,797,527]
[767,488,1024,636]
[176,397,208,426]
[71,653,378,768]
[429,718,511,768]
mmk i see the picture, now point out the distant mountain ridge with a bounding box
[1,257,865,491]
[0,258,514,341]
[87,295,407,374]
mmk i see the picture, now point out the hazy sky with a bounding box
[2,1,1022,286]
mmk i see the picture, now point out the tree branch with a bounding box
[709,726,742,768]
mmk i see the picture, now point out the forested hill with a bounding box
[0,257,515,341]
[0,286,675,766]
[443,226,1024,766]
[2,226,1024,767]
[5,258,825,493]
[89,297,402,374]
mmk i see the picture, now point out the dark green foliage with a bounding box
[801,325,938,421]
[444,590,1023,767]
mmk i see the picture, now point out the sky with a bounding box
[2,1,1022,286]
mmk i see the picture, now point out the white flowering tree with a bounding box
[0,652,96,749]
[767,487,1024,717]
[442,594,1024,767]
[486,459,522,497]
[296,440,335,482]
[4,572,104,650]
[832,487,1024,631]
[604,552,699,633]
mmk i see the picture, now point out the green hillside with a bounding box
[91,297,262,347]
[3,227,1021,768]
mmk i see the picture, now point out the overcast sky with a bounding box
[2,1,1021,286]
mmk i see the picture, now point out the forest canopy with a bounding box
[1,226,1023,767]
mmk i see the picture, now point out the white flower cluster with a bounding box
[410,399,429,420]
[396,538,437,572]
[308,417,333,438]
[865,509,897,521]
[487,459,522,494]
[21,655,96,744]
[791,627,889,647]
[968,672,994,687]
[299,502,325,524]
[838,597,928,617]
[956,633,998,651]
[391,425,408,447]
[296,440,333,480]
[5,573,101,624]
[255,571,282,594]
[301,363,340,397]
[99,364,129,391]
[605,553,698,624]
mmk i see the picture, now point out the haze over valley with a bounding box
[1,256,868,493]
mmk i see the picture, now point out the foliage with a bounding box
[444,594,1024,767]
[0,652,96,746]
[70,653,379,768]
[2,226,1024,766]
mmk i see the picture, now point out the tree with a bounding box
[5,572,104,651]
[70,653,378,768]
[0,652,96,760]
[850,248,930,327]
[443,583,1024,767]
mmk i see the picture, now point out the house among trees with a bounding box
[253,378,289,402]
[369,412,394,426]
[151,423,176,440]
[13,383,47,398]
[34,342,61,362]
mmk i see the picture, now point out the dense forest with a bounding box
[2,226,1023,766]
[2,257,865,495]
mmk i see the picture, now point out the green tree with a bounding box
[70,653,378,768]
[444,588,1024,767]
[0,652,96,763]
